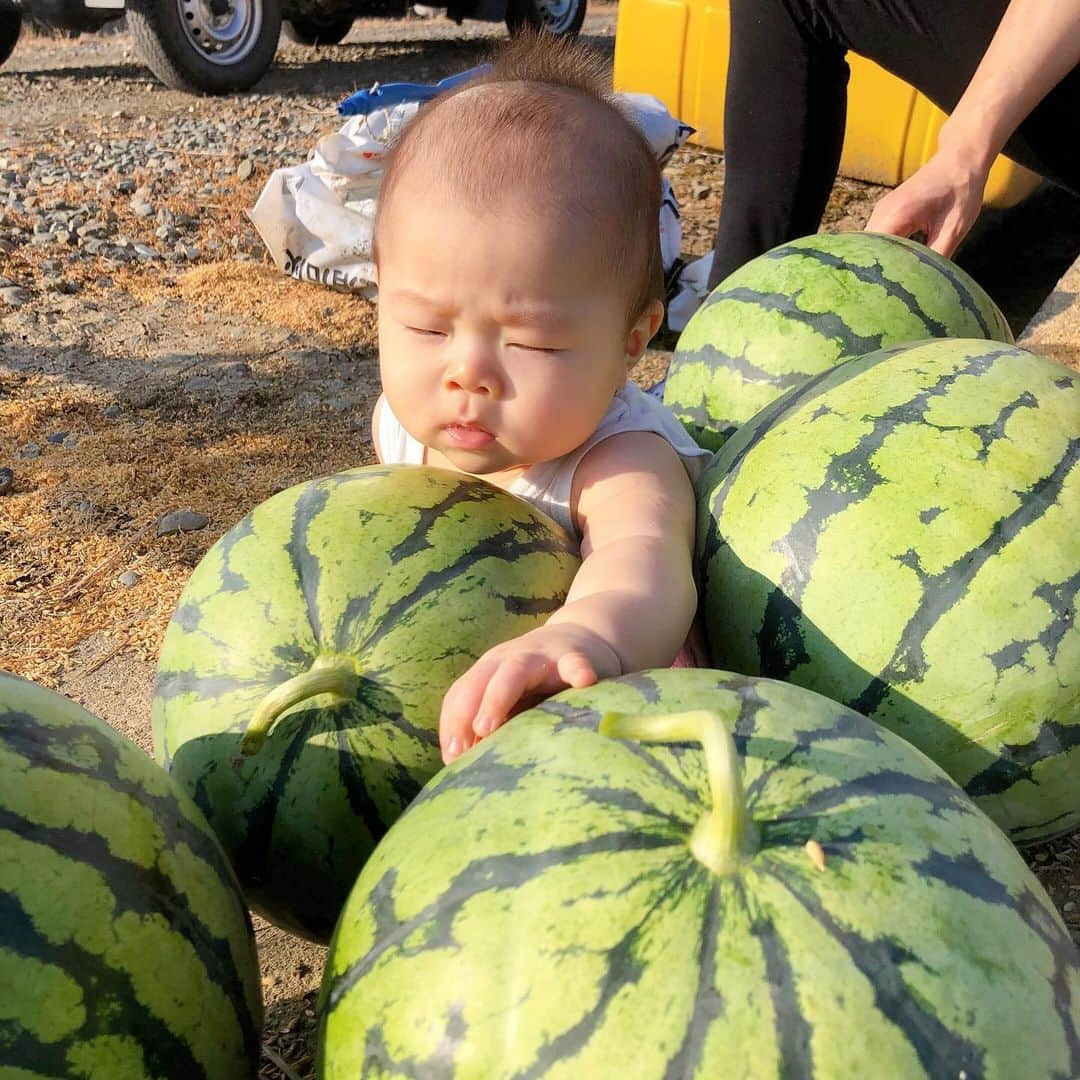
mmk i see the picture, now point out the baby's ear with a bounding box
[624,299,665,364]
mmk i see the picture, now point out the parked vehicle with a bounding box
[0,0,586,93]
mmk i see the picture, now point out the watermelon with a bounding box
[318,669,1080,1078]
[664,232,1013,450]
[0,672,262,1078]
[153,464,579,942]
[697,338,1079,844]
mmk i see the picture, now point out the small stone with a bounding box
[17,442,40,460]
[237,158,254,181]
[76,499,94,513]
[118,570,141,588]
[157,509,210,536]
[2,285,31,306]
[0,467,12,495]
[131,201,155,218]
[133,243,160,260]
[1064,901,1076,912]
[180,244,200,261]
[104,404,122,418]
[46,431,69,444]
[117,178,137,194]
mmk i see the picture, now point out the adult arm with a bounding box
[866,0,1080,255]
[437,431,698,762]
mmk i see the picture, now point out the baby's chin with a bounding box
[441,449,532,485]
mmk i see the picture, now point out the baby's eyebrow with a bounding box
[501,305,573,331]
[389,288,573,332]
[386,288,444,310]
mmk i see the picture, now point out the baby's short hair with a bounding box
[374,32,665,326]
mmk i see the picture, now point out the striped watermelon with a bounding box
[318,669,1080,1078]
[153,465,579,942]
[697,338,1079,844]
[664,232,1013,450]
[0,672,262,1078]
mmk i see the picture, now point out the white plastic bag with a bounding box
[248,103,418,297]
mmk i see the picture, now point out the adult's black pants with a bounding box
[709,0,1080,288]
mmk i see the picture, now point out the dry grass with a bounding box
[0,387,372,686]
[171,263,378,351]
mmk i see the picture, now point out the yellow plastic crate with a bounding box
[613,0,1040,208]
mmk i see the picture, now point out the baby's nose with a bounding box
[445,346,500,396]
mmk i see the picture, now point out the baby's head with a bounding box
[374,33,666,478]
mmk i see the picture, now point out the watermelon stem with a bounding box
[239,656,361,757]
[599,709,757,876]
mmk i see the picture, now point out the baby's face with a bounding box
[376,183,638,480]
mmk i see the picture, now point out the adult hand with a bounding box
[865,149,990,258]
[437,624,620,763]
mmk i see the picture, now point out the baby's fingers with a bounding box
[556,650,598,689]
[472,654,552,740]
[440,658,499,763]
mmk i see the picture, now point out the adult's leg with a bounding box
[708,0,849,289]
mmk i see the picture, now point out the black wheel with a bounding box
[505,0,585,36]
[127,0,282,93]
[283,13,353,45]
[0,11,21,65]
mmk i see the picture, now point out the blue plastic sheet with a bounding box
[338,65,491,116]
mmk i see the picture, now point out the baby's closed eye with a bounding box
[507,342,569,354]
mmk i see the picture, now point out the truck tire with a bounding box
[505,0,585,37]
[0,11,21,65]
[283,13,352,45]
[127,0,282,93]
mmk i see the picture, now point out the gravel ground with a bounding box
[1,13,1077,1079]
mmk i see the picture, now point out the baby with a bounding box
[370,33,711,763]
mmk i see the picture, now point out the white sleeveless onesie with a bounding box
[375,380,712,539]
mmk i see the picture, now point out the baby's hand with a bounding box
[439,625,621,763]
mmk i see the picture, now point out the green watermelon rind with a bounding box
[665,232,1014,451]
[696,338,1079,843]
[318,669,1080,1079]
[0,672,262,1079]
[152,464,580,942]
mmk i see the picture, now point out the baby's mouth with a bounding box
[445,421,495,449]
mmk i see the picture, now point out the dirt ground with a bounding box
[1,13,1077,1078]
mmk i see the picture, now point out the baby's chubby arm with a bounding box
[439,430,698,762]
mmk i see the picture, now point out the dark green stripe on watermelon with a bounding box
[664,232,1013,451]
[696,338,1080,844]
[318,670,1080,1078]
[153,465,579,941]
[0,889,206,1077]
[1,674,261,1079]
